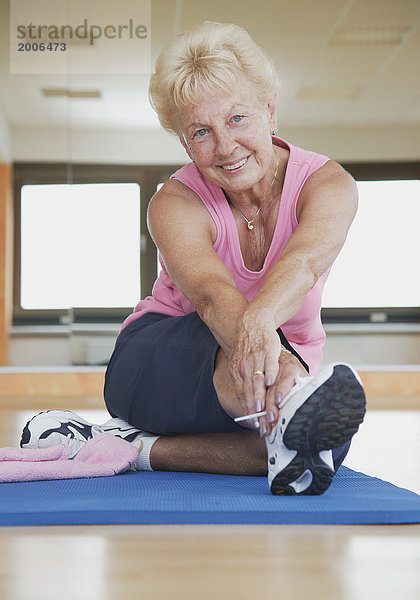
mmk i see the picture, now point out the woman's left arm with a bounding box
[249,160,358,329]
[229,161,358,432]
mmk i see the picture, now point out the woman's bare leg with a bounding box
[149,348,267,475]
[150,431,267,475]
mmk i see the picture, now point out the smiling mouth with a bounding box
[219,157,248,171]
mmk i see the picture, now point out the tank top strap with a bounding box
[273,137,329,230]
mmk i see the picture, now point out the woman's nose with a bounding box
[214,129,238,157]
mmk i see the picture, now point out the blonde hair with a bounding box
[149,21,280,135]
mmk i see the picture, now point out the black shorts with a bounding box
[104,311,307,436]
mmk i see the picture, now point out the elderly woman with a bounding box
[21,22,366,495]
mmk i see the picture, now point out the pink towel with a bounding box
[0,434,139,483]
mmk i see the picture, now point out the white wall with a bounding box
[12,126,188,164]
[11,123,420,164]
[279,124,420,163]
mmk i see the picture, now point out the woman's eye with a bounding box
[194,129,208,138]
[232,115,243,123]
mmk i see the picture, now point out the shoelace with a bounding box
[65,433,89,459]
[277,375,312,411]
[267,375,314,445]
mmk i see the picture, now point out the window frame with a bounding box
[13,162,184,325]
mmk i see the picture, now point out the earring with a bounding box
[271,129,276,136]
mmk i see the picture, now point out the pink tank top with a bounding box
[122,137,330,374]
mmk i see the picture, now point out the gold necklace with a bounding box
[228,158,280,230]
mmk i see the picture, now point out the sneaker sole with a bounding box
[270,452,335,496]
[270,364,366,495]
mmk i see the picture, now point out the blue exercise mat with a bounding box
[0,466,419,526]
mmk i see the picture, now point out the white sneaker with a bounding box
[20,410,147,459]
[266,363,366,495]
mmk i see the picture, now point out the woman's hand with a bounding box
[228,310,308,436]
[228,310,281,424]
[229,311,280,422]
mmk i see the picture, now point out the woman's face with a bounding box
[179,78,277,195]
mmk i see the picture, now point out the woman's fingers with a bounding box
[263,350,280,388]
[245,341,279,414]
[262,351,309,436]
[251,370,269,434]
[251,370,266,412]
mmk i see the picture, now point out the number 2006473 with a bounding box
[17,42,67,51]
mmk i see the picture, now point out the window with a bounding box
[322,162,420,323]
[13,163,183,324]
[21,183,141,310]
[323,180,420,308]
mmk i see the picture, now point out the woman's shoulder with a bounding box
[170,161,206,190]
[159,162,225,225]
[150,176,207,211]
[304,158,356,186]
[281,137,355,189]
[170,161,199,178]
[148,177,218,242]
[296,159,358,221]
[288,141,329,171]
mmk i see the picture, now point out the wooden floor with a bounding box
[0,403,419,600]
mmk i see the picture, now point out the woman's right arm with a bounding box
[148,179,291,426]
[147,179,248,355]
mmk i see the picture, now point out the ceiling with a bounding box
[0,0,419,133]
